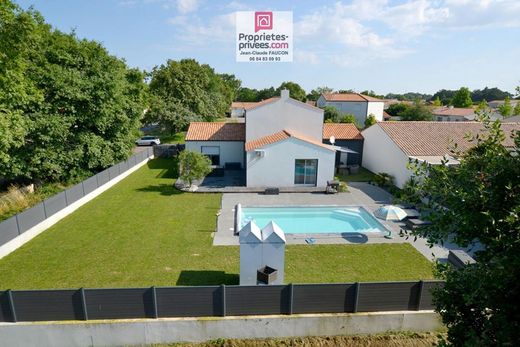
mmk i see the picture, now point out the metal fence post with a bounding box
[352,282,360,313]
[416,280,424,310]
[80,288,88,320]
[152,286,158,318]
[14,215,21,235]
[288,284,294,315]
[7,290,17,323]
[221,284,226,317]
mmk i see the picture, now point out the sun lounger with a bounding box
[404,218,432,229]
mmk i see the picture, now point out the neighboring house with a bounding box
[322,123,364,167]
[316,93,385,125]
[488,99,519,109]
[186,90,363,188]
[502,115,520,122]
[230,98,278,118]
[432,107,476,121]
[362,122,520,188]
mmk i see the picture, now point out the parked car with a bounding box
[135,136,160,146]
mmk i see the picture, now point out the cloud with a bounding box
[168,12,235,45]
[176,0,199,14]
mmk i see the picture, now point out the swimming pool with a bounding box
[240,206,387,234]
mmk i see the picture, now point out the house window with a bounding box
[294,159,318,186]
[201,146,220,166]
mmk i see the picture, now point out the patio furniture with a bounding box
[374,205,407,221]
[448,250,476,268]
[326,180,339,194]
[257,266,278,285]
[264,187,279,195]
[402,208,420,219]
[347,165,360,174]
[404,218,432,229]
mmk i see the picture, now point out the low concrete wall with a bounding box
[0,157,152,260]
[0,311,442,347]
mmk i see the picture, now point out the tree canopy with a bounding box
[399,101,433,121]
[451,87,473,108]
[403,113,520,345]
[276,81,307,102]
[0,1,147,183]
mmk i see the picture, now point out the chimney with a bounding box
[281,89,289,100]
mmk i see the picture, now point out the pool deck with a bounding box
[214,182,475,262]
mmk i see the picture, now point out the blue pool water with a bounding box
[240,206,387,234]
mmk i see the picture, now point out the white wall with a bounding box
[246,98,323,142]
[361,125,413,188]
[185,141,244,168]
[366,102,385,122]
[246,137,335,187]
[231,108,245,118]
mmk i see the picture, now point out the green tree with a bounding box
[322,106,341,122]
[364,114,377,128]
[514,101,520,116]
[178,150,212,187]
[339,114,358,125]
[402,113,520,345]
[452,87,473,108]
[307,86,333,101]
[236,87,258,102]
[498,96,513,117]
[432,96,442,106]
[276,81,306,102]
[360,90,384,99]
[0,1,147,183]
[386,103,411,118]
[256,87,276,101]
[430,89,457,105]
[399,101,433,121]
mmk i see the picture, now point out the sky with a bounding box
[16,0,520,95]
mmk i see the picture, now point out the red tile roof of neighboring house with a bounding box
[231,102,260,110]
[321,93,384,102]
[245,130,335,152]
[306,100,317,107]
[383,110,391,120]
[185,122,245,141]
[322,123,363,140]
[432,107,475,117]
[376,121,520,157]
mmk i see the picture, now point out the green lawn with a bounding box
[0,159,433,289]
[337,167,378,182]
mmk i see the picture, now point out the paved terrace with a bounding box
[214,182,473,262]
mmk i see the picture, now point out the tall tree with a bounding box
[432,96,442,106]
[498,96,513,117]
[364,114,377,128]
[307,86,333,101]
[276,81,306,102]
[452,87,473,107]
[236,87,258,102]
[402,113,520,345]
[386,103,411,118]
[399,101,432,121]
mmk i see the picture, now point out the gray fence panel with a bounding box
[419,281,443,310]
[82,176,98,195]
[293,284,356,314]
[128,155,137,168]
[119,160,129,173]
[64,184,84,206]
[43,192,67,218]
[12,290,82,322]
[226,285,288,316]
[96,169,110,187]
[0,216,19,245]
[357,282,418,312]
[16,203,46,233]
[85,288,153,320]
[156,287,221,317]
[108,165,119,181]
[0,291,12,322]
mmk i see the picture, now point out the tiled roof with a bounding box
[322,123,363,140]
[231,102,260,110]
[321,93,384,102]
[245,97,280,110]
[185,122,245,141]
[245,130,335,152]
[432,107,475,117]
[376,122,520,156]
[383,111,391,120]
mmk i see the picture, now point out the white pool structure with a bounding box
[239,206,388,234]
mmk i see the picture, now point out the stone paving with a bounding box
[213,182,473,262]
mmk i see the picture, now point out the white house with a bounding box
[362,122,520,188]
[186,90,364,188]
[316,93,385,125]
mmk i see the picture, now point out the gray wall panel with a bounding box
[358,282,417,312]
[96,169,110,186]
[0,216,19,245]
[0,291,12,322]
[157,287,221,317]
[16,203,46,233]
[85,288,153,320]
[226,286,288,316]
[65,184,84,205]
[108,165,119,180]
[43,192,67,217]
[12,290,82,322]
[82,176,98,195]
[293,284,355,314]
[419,281,444,310]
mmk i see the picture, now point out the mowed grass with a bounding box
[0,159,433,289]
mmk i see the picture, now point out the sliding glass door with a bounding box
[294,159,318,186]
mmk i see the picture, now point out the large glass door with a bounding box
[294,159,318,185]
